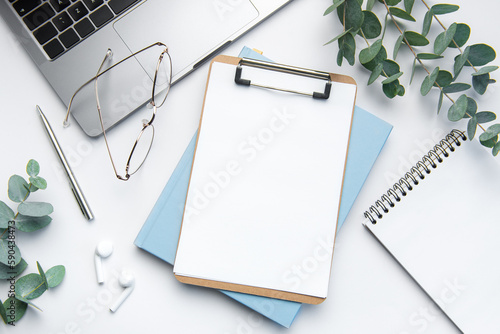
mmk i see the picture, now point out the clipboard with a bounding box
[173,55,357,304]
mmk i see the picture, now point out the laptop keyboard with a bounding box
[10,0,140,60]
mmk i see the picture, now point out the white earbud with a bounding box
[94,241,113,284]
[109,271,135,312]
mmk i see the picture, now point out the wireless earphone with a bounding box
[94,241,113,284]
[109,270,135,312]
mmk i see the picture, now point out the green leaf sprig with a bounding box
[324,0,500,155]
[0,160,65,325]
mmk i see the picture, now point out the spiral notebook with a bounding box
[173,55,357,304]
[363,130,500,333]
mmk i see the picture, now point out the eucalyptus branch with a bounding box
[324,0,500,155]
[382,0,461,112]
[384,0,486,130]
[419,0,477,71]
[381,0,486,130]
[0,160,65,325]
[360,29,392,79]
[382,0,429,74]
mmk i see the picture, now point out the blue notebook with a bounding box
[135,48,392,327]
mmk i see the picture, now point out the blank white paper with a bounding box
[365,137,500,332]
[173,61,357,299]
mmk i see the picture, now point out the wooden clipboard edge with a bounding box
[175,274,326,305]
[327,72,358,288]
[173,55,357,306]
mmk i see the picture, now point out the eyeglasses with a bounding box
[63,42,172,181]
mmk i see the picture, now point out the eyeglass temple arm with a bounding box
[63,42,168,127]
[92,50,126,180]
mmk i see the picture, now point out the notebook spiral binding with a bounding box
[364,129,466,224]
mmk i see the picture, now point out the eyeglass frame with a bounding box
[63,42,172,181]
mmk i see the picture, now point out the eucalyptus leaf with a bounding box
[453,46,470,78]
[3,297,27,323]
[0,258,27,279]
[397,83,405,96]
[324,28,352,46]
[368,63,384,85]
[37,262,49,289]
[361,45,387,71]
[337,48,344,66]
[421,67,440,96]
[493,141,500,156]
[404,0,414,13]
[447,94,468,121]
[15,214,52,232]
[14,294,42,311]
[417,53,443,60]
[472,73,490,95]
[434,23,457,55]
[466,44,496,67]
[404,31,429,46]
[382,59,400,77]
[29,176,47,190]
[360,11,381,39]
[382,71,403,84]
[480,136,498,148]
[367,0,376,11]
[15,273,47,300]
[465,97,477,118]
[393,33,405,59]
[29,183,39,193]
[337,0,364,32]
[338,32,356,65]
[437,91,444,114]
[359,39,382,64]
[486,124,500,136]
[476,111,496,124]
[433,70,453,88]
[46,265,65,288]
[383,82,399,99]
[410,58,417,84]
[422,10,433,36]
[0,299,7,324]
[471,66,498,76]
[443,83,470,94]
[18,202,53,218]
[479,124,500,142]
[0,201,15,229]
[383,80,404,98]
[324,0,345,15]
[8,175,29,203]
[449,23,470,48]
[26,160,40,177]
[431,4,459,15]
[0,239,21,266]
[389,7,415,21]
[467,117,478,139]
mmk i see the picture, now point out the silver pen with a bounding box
[37,105,94,221]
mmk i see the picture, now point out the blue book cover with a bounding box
[135,48,392,327]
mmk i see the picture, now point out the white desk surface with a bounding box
[0,1,498,333]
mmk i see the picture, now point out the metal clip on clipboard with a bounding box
[234,58,332,99]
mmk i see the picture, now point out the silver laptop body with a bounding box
[1,0,292,136]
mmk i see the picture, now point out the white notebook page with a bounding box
[365,136,500,332]
[173,61,357,299]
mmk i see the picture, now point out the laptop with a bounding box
[0,0,292,136]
